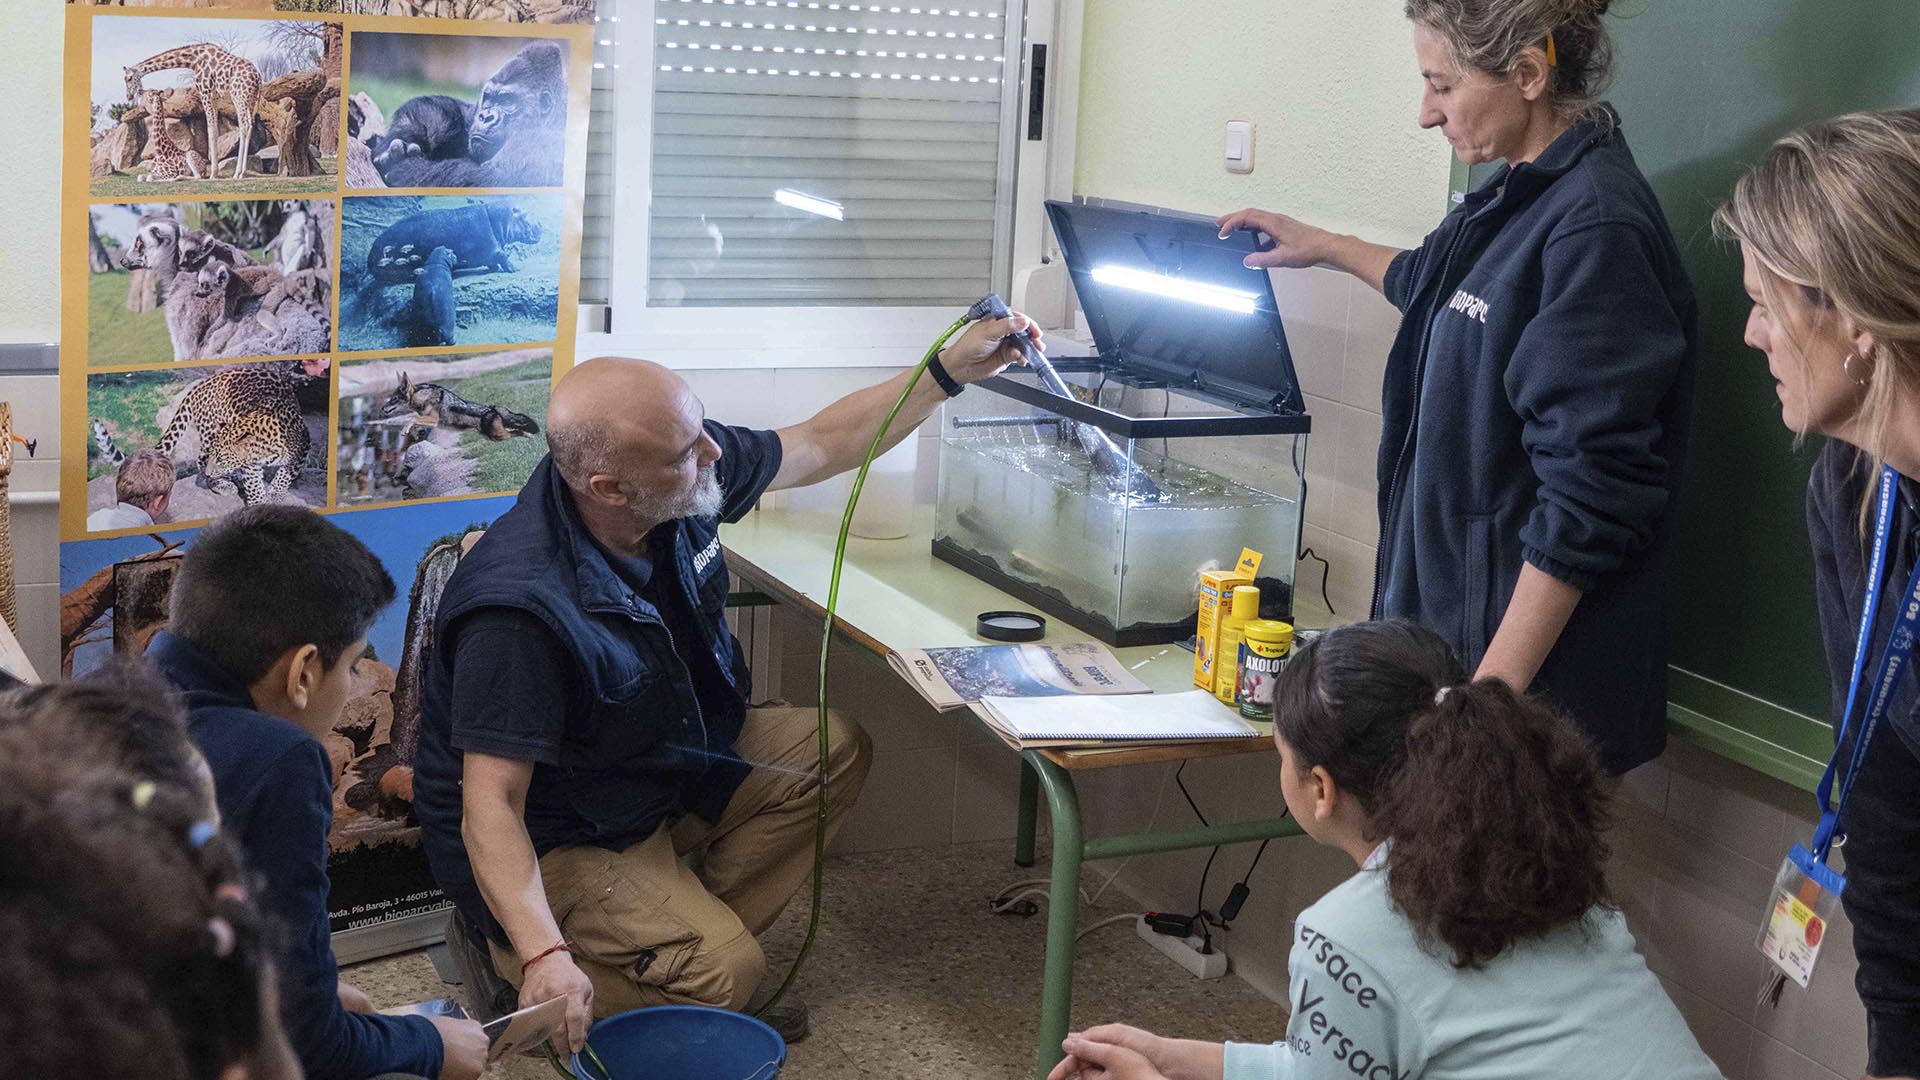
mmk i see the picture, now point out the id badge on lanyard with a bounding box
[1759,465,1920,994]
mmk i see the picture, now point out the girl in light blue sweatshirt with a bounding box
[1050,621,1723,1080]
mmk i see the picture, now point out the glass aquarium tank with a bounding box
[933,200,1312,646]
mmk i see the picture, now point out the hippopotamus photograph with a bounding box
[340,195,560,351]
[407,246,459,348]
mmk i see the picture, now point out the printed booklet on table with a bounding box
[886,642,1151,711]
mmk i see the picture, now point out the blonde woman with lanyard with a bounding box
[1717,109,1920,1080]
[1217,0,1696,775]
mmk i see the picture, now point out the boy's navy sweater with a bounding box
[149,632,443,1080]
[1375,105,1698,773]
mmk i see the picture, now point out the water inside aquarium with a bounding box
[936,435,1297,634]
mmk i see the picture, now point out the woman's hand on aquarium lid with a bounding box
[941,311,1044,385]
[1215,207,1333,270]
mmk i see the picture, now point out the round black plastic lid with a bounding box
[976,610,1046,642]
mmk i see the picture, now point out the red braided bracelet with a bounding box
[521,940,571,976]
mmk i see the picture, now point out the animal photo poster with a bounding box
[348,33,571,189]
[88,200,336,367]
[337,349,551,508]
[340,195,562,350]
[57,495,518,937]
[60,0,593,946]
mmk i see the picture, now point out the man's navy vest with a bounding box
[414,453,754,870]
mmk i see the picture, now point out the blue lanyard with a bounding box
[1812,465,1920,862]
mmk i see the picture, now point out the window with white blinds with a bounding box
[583,21,619,303]
[579,0,1020,312]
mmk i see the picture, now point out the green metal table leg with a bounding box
[1024,751,1082,1080]
[1015,757,1039,868]
[1010,751,1304,1080]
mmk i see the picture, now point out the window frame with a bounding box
[575,0,1075,370]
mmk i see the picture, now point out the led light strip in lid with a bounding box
[1089,264,1259,314]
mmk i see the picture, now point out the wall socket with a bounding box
[1135,915,1230,980]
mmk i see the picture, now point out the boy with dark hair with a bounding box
[147,505,487,1080]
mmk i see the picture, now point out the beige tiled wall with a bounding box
[1269,265,1404,619]
[760,602,1030,854]
[4,372,61,682]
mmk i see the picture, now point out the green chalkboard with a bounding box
[1450,5,1920,789]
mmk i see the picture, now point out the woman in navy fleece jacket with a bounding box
[1218,0,1695,773]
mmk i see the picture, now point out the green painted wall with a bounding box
[1612,3,1920,785]
[1596,5,1919,785]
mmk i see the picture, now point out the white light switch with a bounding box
[1225,120,1254,174]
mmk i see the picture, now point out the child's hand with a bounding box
[1051,1027,1225,1080]
[1051,1036,1169,1080]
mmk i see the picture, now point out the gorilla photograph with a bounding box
[346,31,572,189]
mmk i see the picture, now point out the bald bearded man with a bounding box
[411,316,1039,1050]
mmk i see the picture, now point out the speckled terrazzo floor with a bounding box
[343,838,1287,1078]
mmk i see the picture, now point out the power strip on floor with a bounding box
[1135,915,1230,980]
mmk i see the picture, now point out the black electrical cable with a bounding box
[1240,838,1272,885]
[1174,761,1209,827]
[1177,764,1287,939]
[1174,762,1221,950]
[1216,836,1277,929]
[1194,846,1221,923]
[1291,435,1336,616]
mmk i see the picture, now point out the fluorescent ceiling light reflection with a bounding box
[1090,264,1258,314]
[774,188,844,220]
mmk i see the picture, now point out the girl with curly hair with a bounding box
[1051,621,1721,1080]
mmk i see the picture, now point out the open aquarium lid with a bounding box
[1046,198,1305,415]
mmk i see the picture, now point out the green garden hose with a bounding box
[755,311,973,1016]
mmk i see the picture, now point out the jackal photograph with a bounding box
[336,348,550,508]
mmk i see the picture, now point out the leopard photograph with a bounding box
[86,358,330,530]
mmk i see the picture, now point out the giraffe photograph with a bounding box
[88,16,342,196]
[87,200,335,367]
[83,358,332,534]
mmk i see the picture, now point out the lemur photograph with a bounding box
[87,200,335,367]
[84,358,331,533]
[346,32,571,189]
[339,194,561,351]
[335,349,551,508]
[88,17,341,197]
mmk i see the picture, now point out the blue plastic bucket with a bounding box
[569,1005,786,1080]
